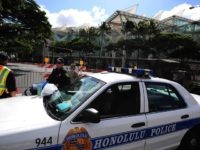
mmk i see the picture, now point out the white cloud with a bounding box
[39,5,109,28]
[154,3,200,21]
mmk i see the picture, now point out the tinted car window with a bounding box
[89,82,140,118]
[145,82,186,112]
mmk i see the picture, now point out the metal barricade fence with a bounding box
[14,66,79,93]
[15,71,46,93]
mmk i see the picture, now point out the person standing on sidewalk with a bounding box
[0,52,17,98]
[47,57,70,90]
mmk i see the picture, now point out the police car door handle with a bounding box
[181,114,189,119]
[131,122,145,128]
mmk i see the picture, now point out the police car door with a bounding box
[143,82,188,150]
[58,82,147,150]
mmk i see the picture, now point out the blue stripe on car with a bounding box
[28,117,200,150]
[91,117,200,149]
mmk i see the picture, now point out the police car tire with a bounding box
[179,128,200,150]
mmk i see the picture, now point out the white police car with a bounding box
[0,67,200,150]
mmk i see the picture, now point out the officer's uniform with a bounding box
[0,53,17,98]
[47,67,70,89]
[47,57,70,90]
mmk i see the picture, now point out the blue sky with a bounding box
[35,0,200,28]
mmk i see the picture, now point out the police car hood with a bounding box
[191,93,200,104]
[0,96,58,133]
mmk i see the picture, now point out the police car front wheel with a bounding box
[179,129,200,150]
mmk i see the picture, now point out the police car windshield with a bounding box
[45,76,105,120]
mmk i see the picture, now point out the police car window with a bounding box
[89,82,140,119]
[145,82,186,112]
[44,76,105,120]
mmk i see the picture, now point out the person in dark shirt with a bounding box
[47,57,70,90]
[0,52,17,98]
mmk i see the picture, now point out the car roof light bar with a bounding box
[108,66,154,78]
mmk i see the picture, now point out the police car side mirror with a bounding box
[74,108,100,123]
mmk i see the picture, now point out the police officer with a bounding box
[47,57,70,90]
[0,52,17,98]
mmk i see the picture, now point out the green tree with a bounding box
[78,27,98,43]
[0,0,52,54]
[98,22,111,57]
[151,32,200,60]
[77,27,99,57]
[121,20,160,62]
[123,20,138,39]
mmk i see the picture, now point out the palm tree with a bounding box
[122,20,160,66]
[122,20,141,66]
[78,27,98,57]
[123,20,138,39]
[98,22,111,57]
[88,27,98,42]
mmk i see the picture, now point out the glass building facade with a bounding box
[52,9,200,44]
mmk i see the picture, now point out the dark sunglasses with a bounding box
[56,62,63,64]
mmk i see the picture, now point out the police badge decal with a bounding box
[63,127,92,150]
